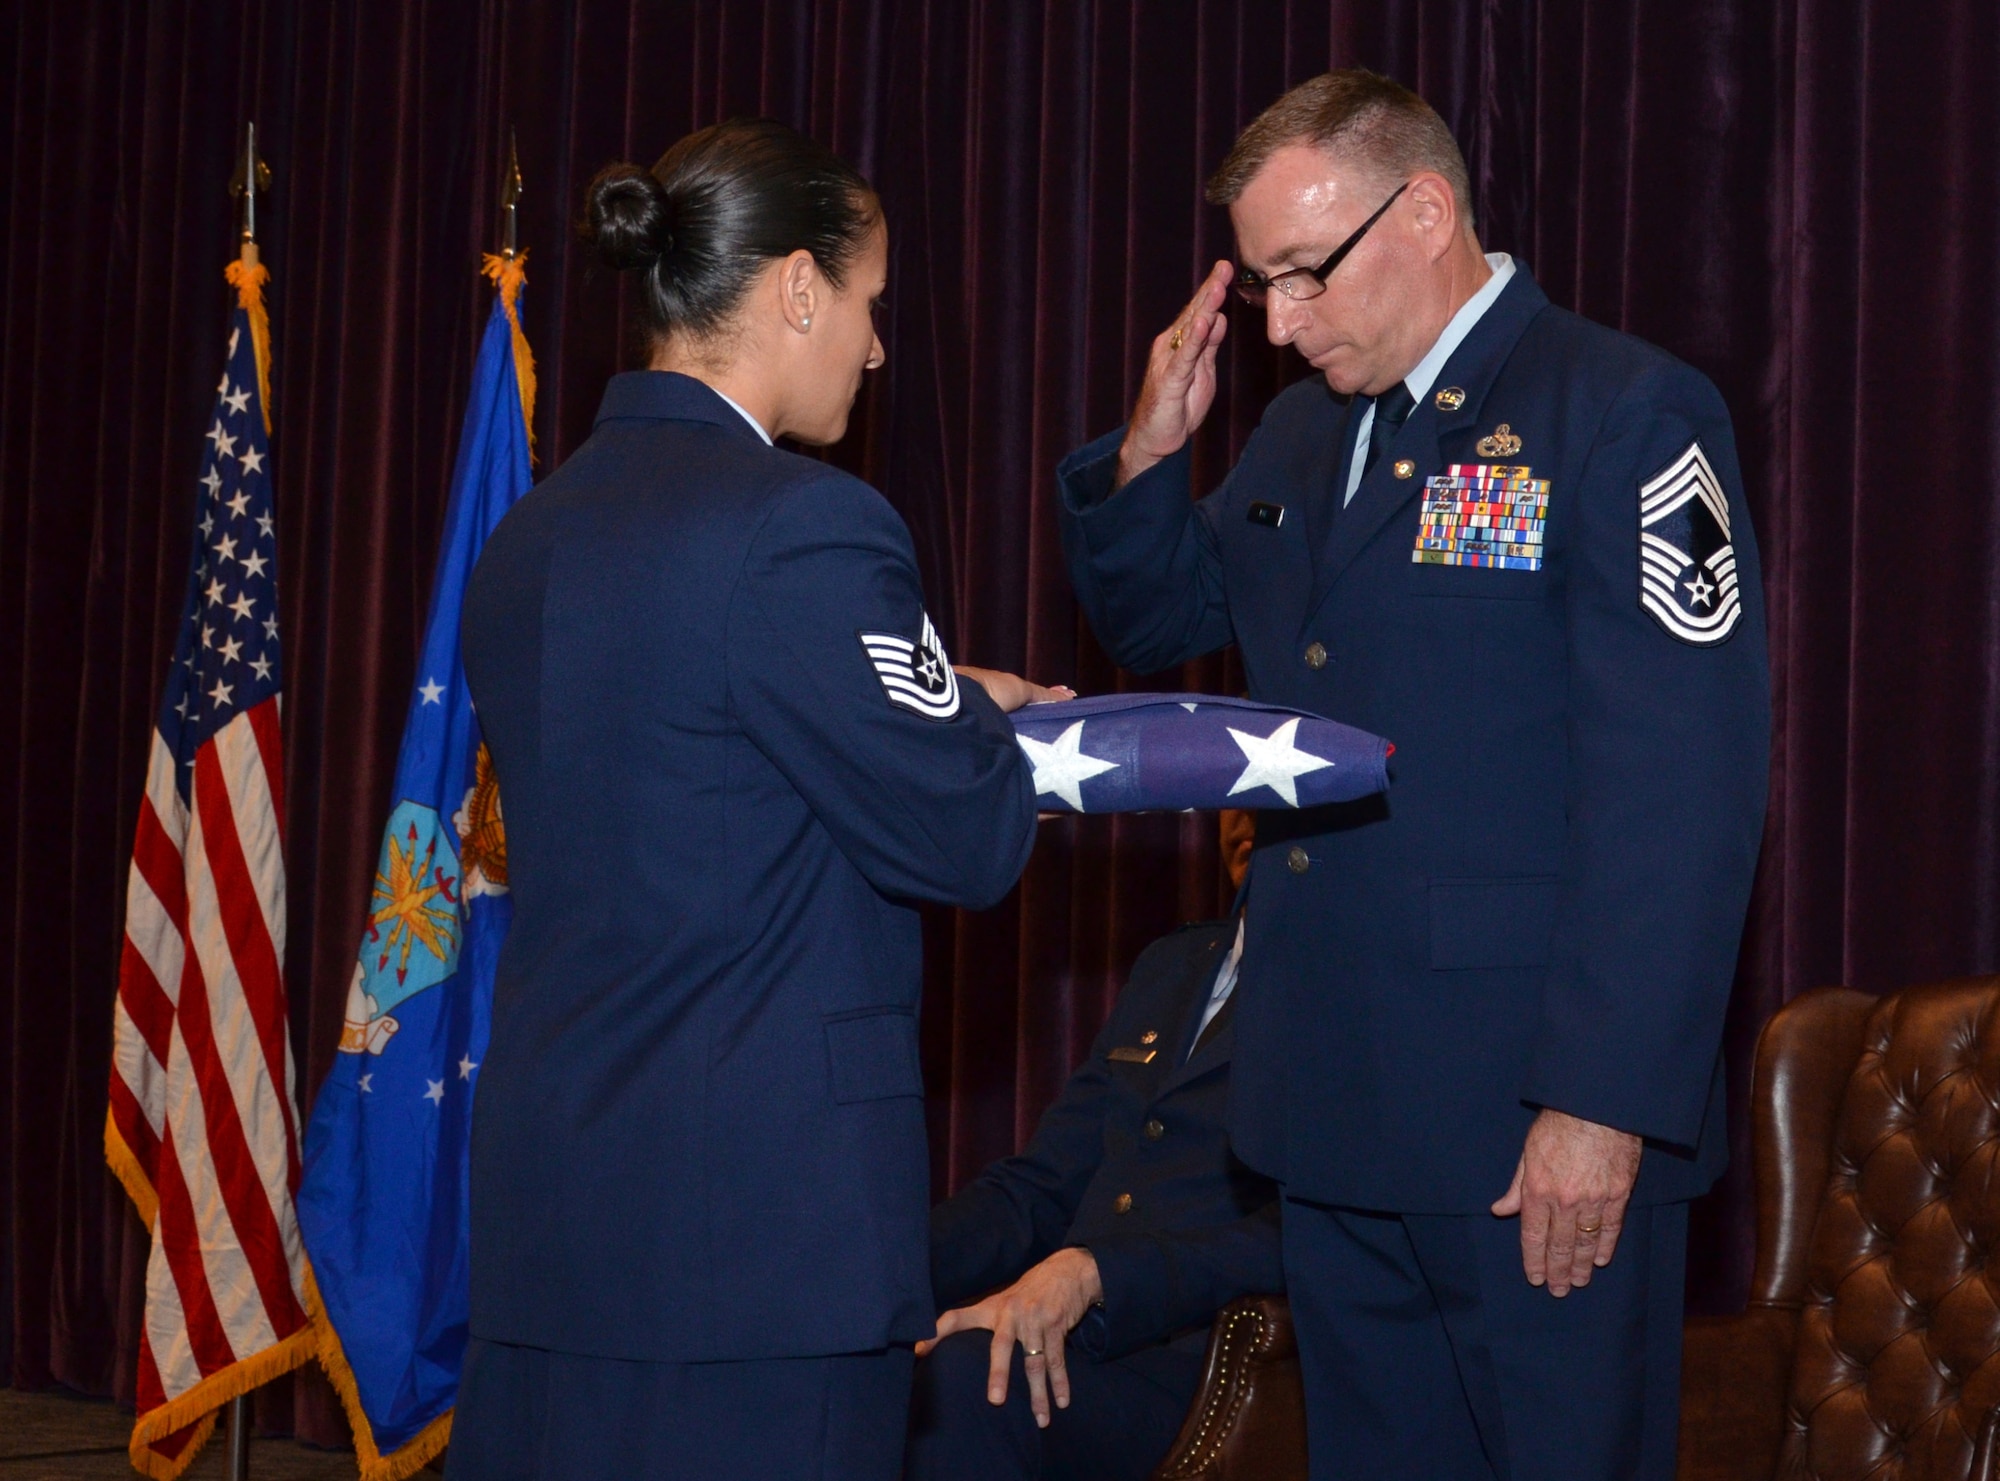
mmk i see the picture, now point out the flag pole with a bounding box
[500,126,522,260]
[223,118,272,1481]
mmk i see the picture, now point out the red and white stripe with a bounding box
[110,696,309,1466]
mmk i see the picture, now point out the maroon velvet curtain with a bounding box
[6,0,1998,1450]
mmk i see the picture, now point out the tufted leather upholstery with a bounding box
[1681,976,2000,1481]
[1150,1293,1307,1481]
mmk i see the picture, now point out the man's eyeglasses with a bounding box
[1234,181,1410,306]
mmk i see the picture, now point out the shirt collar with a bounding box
[711,387,774,445]
[1400,252,1516,406]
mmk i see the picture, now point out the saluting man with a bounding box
[1057,72,1770,1479]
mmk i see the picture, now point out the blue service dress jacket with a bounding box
[460,371,1038,1363]
[930,919,1282,1385]
[1057,268,1772,1215]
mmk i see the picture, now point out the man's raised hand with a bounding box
[1115,261,1234,489]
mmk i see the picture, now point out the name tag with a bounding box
[1107,1046,1158,1064]
[1413,464,1548,571]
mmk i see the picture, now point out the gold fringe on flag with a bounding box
[127,1324,318,1481]
[305,1263,454,1480]
[103,1104,159,1229]
[481,251,537,462]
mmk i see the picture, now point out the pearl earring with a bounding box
[801,316,812,329]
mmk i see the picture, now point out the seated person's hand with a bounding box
[914,1246,1102,1428]
[952,665,1074,713]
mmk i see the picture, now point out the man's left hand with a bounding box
[1490,1108,1642,1296]
[914,1247,1103,1427]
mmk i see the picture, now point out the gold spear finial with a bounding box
[500,127,522,260]
[228,121,273,266]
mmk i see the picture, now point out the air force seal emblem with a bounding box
[859,610,961,721]
[1639,440,1742,646]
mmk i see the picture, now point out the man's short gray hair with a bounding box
[1207,70,1474,232]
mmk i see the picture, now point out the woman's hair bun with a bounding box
[581,162,674,271]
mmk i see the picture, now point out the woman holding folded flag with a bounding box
[452,119,1057,1479]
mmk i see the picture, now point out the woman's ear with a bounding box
[779,249,819,333]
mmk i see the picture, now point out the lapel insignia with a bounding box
[1140,1030,1158,1044]
[858,612,961,721]
[1435,386,1466,411]
[1108,1045,1158,1064]
[1392,459,1416,479]
[1639,440,1742,645]
[1476,423,1523,458]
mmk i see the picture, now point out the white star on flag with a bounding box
[357,1074,373,1094]
[459,1055,479,1080]
[219,636,243,665]
[418,677,445,705]
[213,534,238,562]
[214,429,237,460]
[262,614,280,640]
[424,1079,446,1105]
[202,469,223,496]
[250,655,273,682]
[229,592,255,622]
[227,489,252,519]
[1226,718,1335,808]
[257,512,274,537]
[206,419,226,447]
[239,446,265,476]
[240,551,268,579]
[224,385,252,416]
[1017,719,1120,811]
[204,578,226,606]
[208,679,234,709]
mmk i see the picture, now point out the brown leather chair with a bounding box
[1149,1294,1307,1480]
[1681,976,2000,1481]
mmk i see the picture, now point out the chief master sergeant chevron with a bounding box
[1056,72,1770,1479]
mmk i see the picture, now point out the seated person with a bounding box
[906,811,1280,1481]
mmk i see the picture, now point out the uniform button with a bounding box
[1304,641,1327,670]
[1114,1193,1134,1214]
[1144,1119,1165,1141]
[1287,845,1310,874]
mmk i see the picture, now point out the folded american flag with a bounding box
[1010,693,1391,813]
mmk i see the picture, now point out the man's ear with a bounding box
[1405,173,1459,260]
[779,249,819,333]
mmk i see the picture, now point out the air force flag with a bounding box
[298,254,535,1479]
[1011,693,1392,813]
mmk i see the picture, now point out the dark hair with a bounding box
[580,118,881,345]
[1206,71,1474,231]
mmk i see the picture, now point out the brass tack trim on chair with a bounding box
[1156,1306,1264,1478]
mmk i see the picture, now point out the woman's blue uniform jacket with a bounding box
[459,371,1037,1363]
[1058,269,1772,1215]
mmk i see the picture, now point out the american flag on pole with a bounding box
[106,253,315,1480]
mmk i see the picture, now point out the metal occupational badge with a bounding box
[859,611,961,720]
[1638,440,1742,645]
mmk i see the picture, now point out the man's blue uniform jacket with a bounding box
[1058,269,1771,1214]
[460,372,1037,1363]
[930,919,1282,1388]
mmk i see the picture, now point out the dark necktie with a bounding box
[1361,381,1416,481]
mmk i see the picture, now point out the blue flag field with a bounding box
[299,255,534,1481]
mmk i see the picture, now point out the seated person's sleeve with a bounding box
[928,1016,1124,1311]
[1071,1192,1284,1362]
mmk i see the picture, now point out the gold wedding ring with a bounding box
[1169,325,1186,351]
[1023,1346,1044,1357]
[1578,1221,1603,1234]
